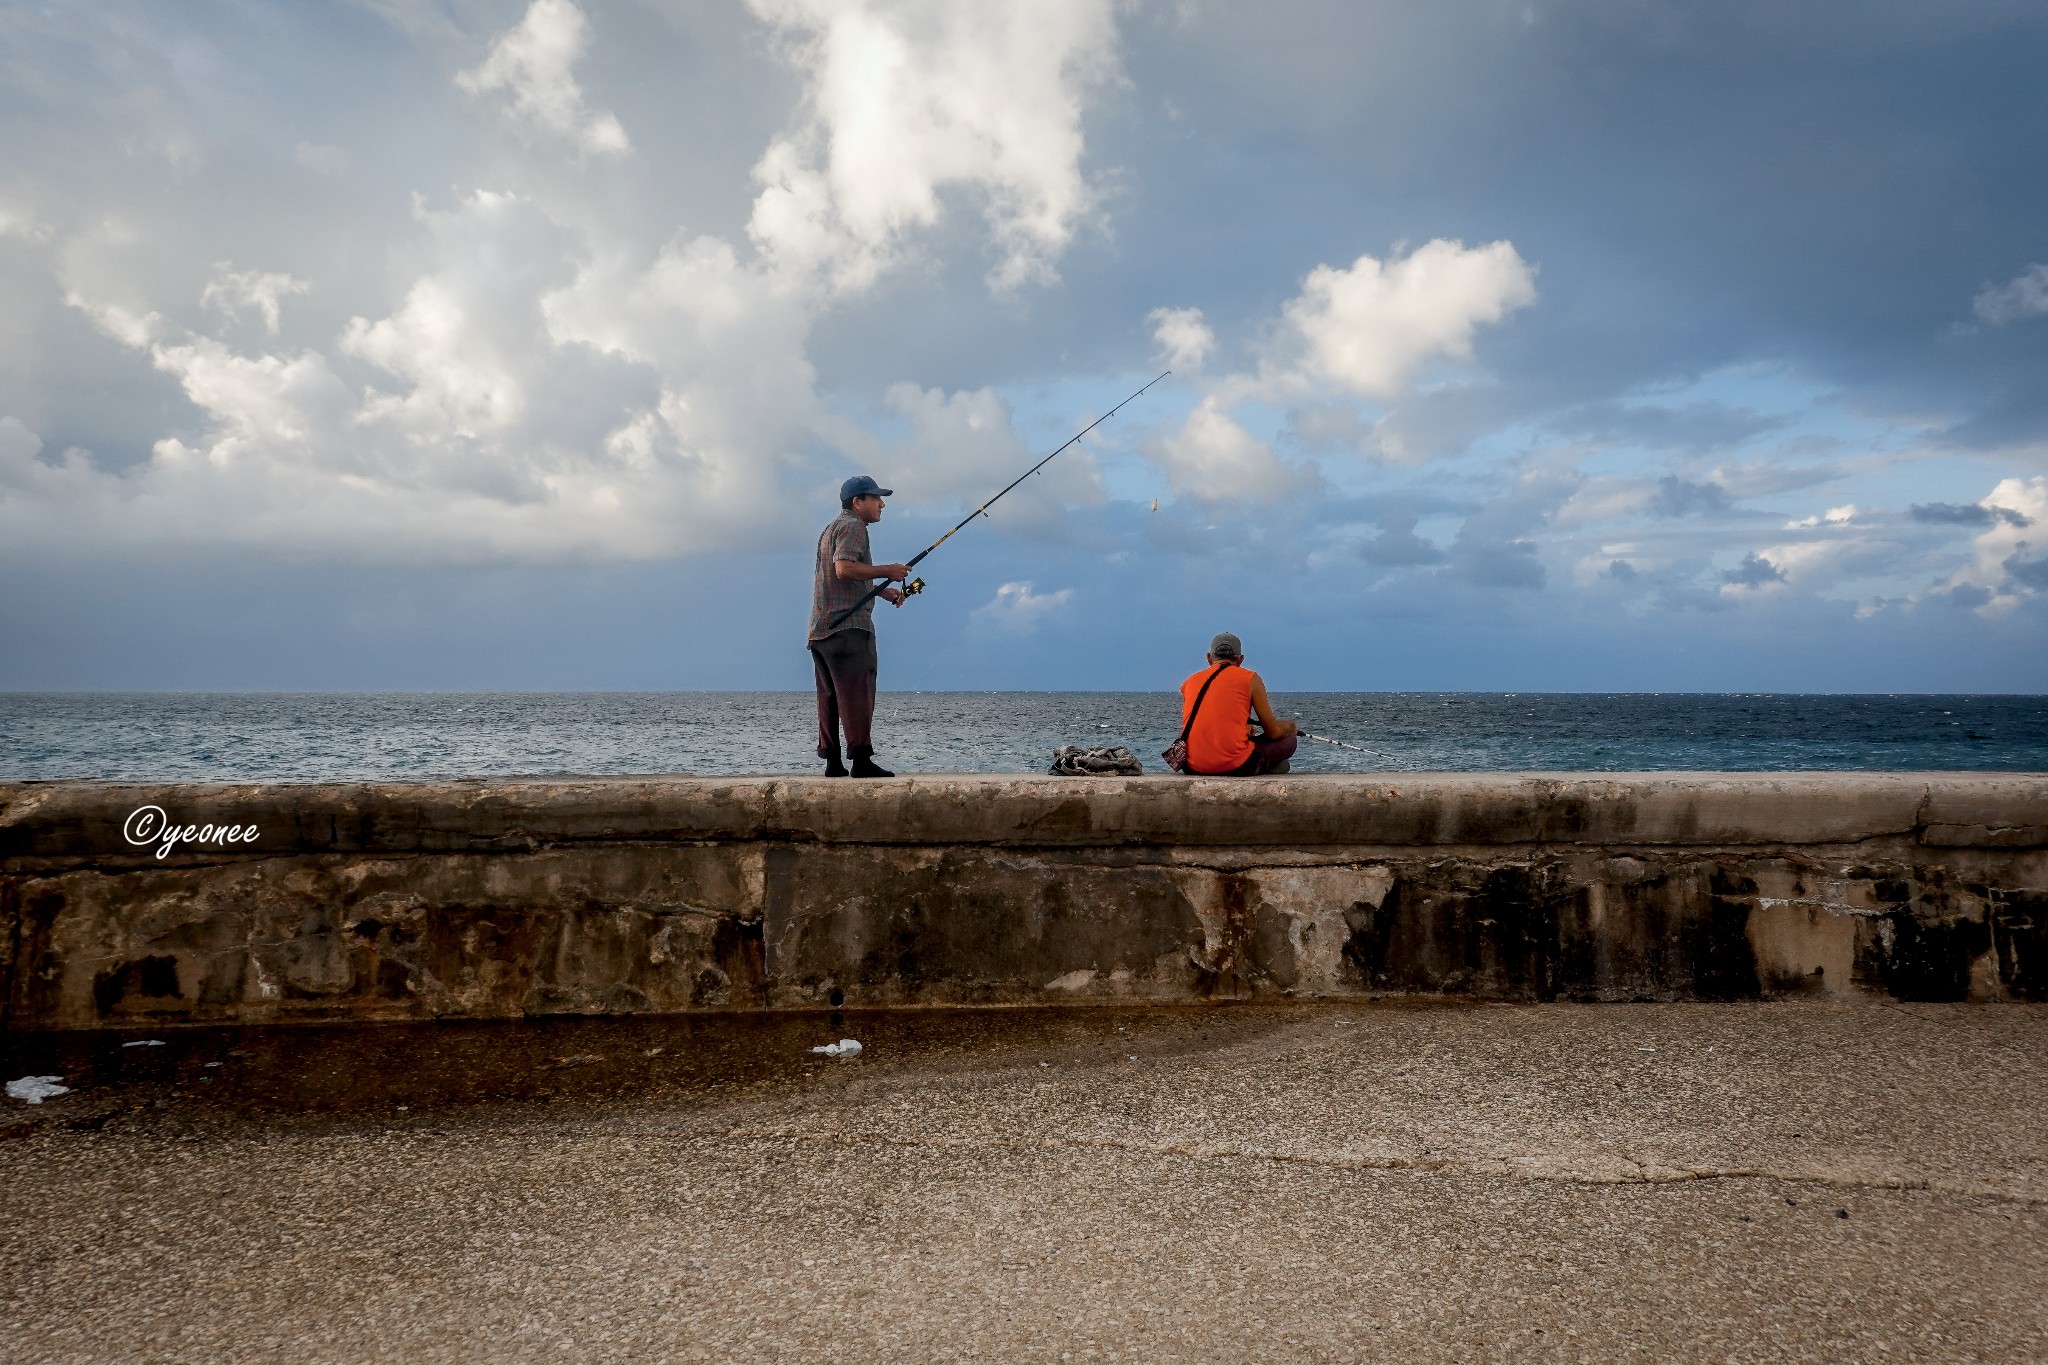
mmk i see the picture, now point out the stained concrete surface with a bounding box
[3,1002,2046,1362]
[10,774,2048,1029]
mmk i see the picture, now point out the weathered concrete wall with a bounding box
[3,774,2043,1030]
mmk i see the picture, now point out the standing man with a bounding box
[809,475,911,777]
[1175,632,1298,775]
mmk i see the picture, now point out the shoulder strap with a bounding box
[1176,664,1229,745]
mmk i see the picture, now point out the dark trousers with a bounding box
[1212,731,1297,776]
[810,628,877,757]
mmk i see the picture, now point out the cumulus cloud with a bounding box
[1973,263,2048,326]
[5,0,1141,564]
[1146,397,1317,502]
[11,188,812,561]
[1139,239,1537,496]
[202,263,309,335]
[1149,306,1214,370]
[1938,476,2048,612]
[341,192,571,445]
[745,0,1119,294]
[457,0,630,158]
[971,579,1073,633]
[1282,239,1537,401]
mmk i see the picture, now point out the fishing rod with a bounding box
[828,370,1172,630]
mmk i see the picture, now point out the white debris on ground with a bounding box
[121,1040,166,1048]
[7,1076,70,1105]
[810,1039,862,1057]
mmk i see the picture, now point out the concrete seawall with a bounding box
[3,774,2044,1030]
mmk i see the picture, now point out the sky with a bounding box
[2,0,2046,692]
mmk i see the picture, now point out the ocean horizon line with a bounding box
[4,688,2044,699]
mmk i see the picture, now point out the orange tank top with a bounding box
[1180,663,1257,774]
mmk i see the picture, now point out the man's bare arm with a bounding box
[835,559,910,582]
[1248,675,1298,738]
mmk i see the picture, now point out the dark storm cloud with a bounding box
[2005,553,2048,591]
[1945,583,1995,609]
[1097,1,2048,446]
[1723,553,1786,588]
[1910,501,2031,527]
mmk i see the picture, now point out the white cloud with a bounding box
[1784,503,1859,529]
[1149,306,1214,371]
[457,0,630,159]
[1146,396,1317,502]
[6,0,1147,566]
[10,189,814,562]
[1941,476,2048,613]
[202,263,309,335]
[151,338,353,457]
[971,579,1073,633]
[745,0,1119,294]
[1283,239,1537,400]
[340,191,571,443]
[1138,238,1536,493]
[64,293,161,349]
[1973,264,2048,326]
[0,208,52,244]
[880,382,1104,534]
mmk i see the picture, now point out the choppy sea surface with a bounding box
[1,692,2043,780]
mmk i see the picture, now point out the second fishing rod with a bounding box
[827,370,1171,631]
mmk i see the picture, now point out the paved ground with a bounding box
[4,1001,2045,1362]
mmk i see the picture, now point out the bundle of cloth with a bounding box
[1047,745,1144,776]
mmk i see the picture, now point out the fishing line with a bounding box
[1295,729,1415,771]
[1299,730,1384,755]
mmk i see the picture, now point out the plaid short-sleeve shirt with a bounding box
[809,511,875,641]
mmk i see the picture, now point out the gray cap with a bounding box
[1209,631,1242,659]
[840,474,894,502]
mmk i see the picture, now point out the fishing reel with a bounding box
[892,577,926,607]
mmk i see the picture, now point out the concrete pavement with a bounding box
[3,1001,2045,1361]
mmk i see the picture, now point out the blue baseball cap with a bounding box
[840,474,894,502]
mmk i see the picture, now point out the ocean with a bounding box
[1,692,2043,781]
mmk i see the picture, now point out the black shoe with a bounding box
[850,755,894,778]
[823,757,849,777]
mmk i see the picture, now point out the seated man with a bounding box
[1177,632,1298,775]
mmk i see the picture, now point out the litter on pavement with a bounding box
[7,1076,70,1105]
[810,1039,863,1057]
